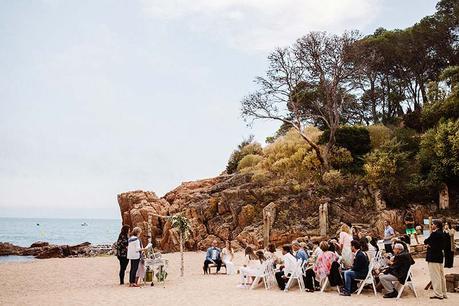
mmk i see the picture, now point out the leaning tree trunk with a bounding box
[179,231,184,277]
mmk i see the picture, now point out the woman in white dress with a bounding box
[339,223,353,268]
[238,246,265,288]
[221,240,236,275]
[264,243,280,268]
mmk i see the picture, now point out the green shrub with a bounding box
[363,139,415,206]
[226,136,263,174]
[367,124,393,150]
[393,127,420,156]
[418,119,459,185]
[322,170,344,186]
[237,154,263,171]
[421,97,459,129]
[258,128,322,181]
[320,126,371,157]
[329,147,354,170]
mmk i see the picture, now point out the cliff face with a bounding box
[118,172,438,252]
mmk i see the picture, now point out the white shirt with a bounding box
[127,237,142,260]
[283,252,298,275]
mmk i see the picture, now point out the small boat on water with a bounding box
[81,222,88,226]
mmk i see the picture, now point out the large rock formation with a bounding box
[118,171,459,253]
[119,172,448,252]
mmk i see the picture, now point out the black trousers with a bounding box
[117,256,129,284]
[384,244,393,254]
[444,249,454,268]
[275,271,289,290]
[203,259,222,273]
[129,259,140,284]
[303,269,317,291]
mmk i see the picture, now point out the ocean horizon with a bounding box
[0,217,122,247]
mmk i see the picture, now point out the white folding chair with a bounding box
[356,256,377,296]
[284,260,305,292]
[320,276,341,293]
[396,265,417,299]
[249,260,274,290]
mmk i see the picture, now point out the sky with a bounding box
[0,0,439,219]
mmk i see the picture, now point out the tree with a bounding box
[170,214,191,277]
[418,119,459,185]
[150,212,191,277]
[241,31,361,169]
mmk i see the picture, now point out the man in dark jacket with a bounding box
[425,220,447,299]
[379,243,415,298]
[340,240,369,296]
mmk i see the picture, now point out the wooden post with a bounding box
[439,184,449,210]
[319,203,328,236]
[263,212,271,248]
[262,202,276,249]
[179,231,184,277]
[147,215,152,246]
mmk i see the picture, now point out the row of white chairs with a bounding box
[244,250,417,301]
[321,250,418,300]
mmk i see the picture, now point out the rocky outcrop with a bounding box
[118,190,170,246]
[116,173,370,251]
[118,172,459,253]
[0,242,113,258]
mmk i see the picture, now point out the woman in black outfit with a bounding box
[115,225,130,285]
[444,222,455,268]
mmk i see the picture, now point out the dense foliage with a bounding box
[231,0,459,208]
[226,136,262,174]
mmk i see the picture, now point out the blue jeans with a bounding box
[344,270,356,294]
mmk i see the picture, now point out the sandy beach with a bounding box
[1,252,458,306]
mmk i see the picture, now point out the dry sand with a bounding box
[1,252,458,306]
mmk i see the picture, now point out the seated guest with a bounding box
[222,240,236,275]
[378,243,415,298]
[264,243,280,266]
[311,240,323,263]
[340,240,369,296]
[329,239,341,255]
[292,241,309,263]
[365,236,377,260]
[313,241,339,285]
[239,246,263,288]
[303,241,338,291]
[275,244,298,290]
[203,240,222,274]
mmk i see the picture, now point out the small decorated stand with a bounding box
[144,252,168,287]
[143,215,168,287]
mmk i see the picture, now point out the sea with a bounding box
[0,217,121,247]
[0,217,122,263]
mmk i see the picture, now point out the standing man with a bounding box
[383,220,395,254]
[203,240,222,274]
[425,220,447,300]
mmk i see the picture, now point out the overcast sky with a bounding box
[0,0,438,219]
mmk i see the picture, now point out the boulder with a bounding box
[0,242,26,256]
[30,241,49,248]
